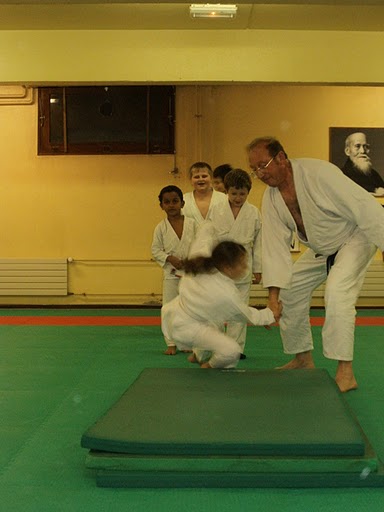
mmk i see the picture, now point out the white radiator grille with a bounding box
[0,259,68,296]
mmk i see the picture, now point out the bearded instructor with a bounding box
[248,136,384,392]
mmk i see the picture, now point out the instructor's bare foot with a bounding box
[335,361,358,393]
[200,362,212,369]
[164,346,176,355]
[276,351,315,370]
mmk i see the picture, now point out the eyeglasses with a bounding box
[254,156,275,175]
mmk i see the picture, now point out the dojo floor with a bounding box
[1,307,384,511]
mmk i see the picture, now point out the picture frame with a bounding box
[329,127,384,181]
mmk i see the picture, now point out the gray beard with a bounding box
[351,157,372,174]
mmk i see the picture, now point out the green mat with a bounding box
[96,465,384,488]
[86,445,378,474]
[81,368,365,457]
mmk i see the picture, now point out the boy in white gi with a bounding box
[161,241,280,368]
[151,185,196,355]
[189,169,262,358]
[248,136,384,392]
[182,161,227,225]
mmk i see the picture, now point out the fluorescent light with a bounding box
[189,4,238,19]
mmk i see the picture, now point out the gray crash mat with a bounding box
[81,368,365,457]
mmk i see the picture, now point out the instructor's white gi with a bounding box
[161,271,274,368]
[262,158,384,361]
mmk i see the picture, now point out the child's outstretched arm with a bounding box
[234,301,277,327]
[224,279,281,328]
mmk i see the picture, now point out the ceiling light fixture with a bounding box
[189,4,238,19]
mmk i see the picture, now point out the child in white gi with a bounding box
[152,185,197,355]
[212,163,233,193]
[189,169,262,359]
[182,161,227,225]
[161,241,280,369]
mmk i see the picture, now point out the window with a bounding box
[38,86,175,155]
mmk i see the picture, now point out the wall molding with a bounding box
[0,85,34,105]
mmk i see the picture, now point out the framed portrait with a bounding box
[329,127,384,184]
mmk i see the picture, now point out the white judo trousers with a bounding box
[161,280,180,347]
[163,307,241,368]
[280,228,377,361]
[225,281,251,352]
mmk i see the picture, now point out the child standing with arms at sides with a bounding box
[212,163,233,193]
[152,185,197,355]
[189,169,262,359]
[182,161,227,226]
[161,241,280,368]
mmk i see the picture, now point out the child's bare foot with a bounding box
[200,362,212,368]
[164,346,177,355]
[276,351,315,370]
[335,361,358,392]
[188,353,199,364]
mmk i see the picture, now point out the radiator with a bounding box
[0,259,68,296]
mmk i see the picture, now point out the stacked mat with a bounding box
[81,368,384,487]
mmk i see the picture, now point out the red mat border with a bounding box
[0,316,383,326]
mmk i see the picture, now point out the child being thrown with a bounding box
[161,241,281,369]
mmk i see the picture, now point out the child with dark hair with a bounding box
[152,185,197,355]
[213,163,233,193]
[161,241,280,368]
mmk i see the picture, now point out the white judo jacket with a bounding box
[182,190,227,225]
[189,200,262,285]
[262,158,384,290]
[151,217,196,279]
[162,270,274,341]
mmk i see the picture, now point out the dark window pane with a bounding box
[49,93,64,144]
[149,86,175,154]
[66,87,146,144]
[38,86,175,155]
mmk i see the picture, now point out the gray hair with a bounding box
[247,136,288,159]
